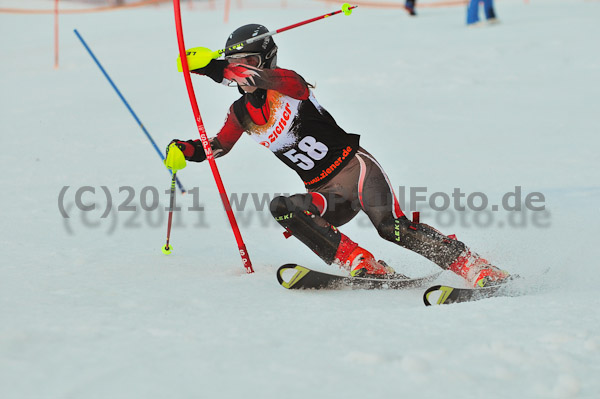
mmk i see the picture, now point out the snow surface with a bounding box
[1,0,600,398]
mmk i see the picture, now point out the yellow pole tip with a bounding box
[342,3,353,15]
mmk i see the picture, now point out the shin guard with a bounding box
[270,195,344,264]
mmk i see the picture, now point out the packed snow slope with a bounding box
[1,0,599,398]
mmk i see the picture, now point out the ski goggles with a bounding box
[224,46,278,68]
[225,52,262,67]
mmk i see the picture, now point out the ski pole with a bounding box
[162,172,177,255]
[173,0,254,274]
[177,3,357,72]
[74,29,186,194]
[162,143,187,255]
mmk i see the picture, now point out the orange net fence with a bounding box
[0,0,470,14]
[0,0,171,14]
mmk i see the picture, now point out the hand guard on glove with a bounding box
[191,59,228,83]
[166,136,227,163]
[166,139,207,162]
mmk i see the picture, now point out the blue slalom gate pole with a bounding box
[74,29,186,194]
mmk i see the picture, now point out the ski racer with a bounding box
[167,24,510,287]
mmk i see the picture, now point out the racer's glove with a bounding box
[191,59,228,83]
[166,139,206,162]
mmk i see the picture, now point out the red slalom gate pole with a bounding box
[272,4,357,35]
[216,4,357,58]
[172,0,253,274]
[54,0,59,68]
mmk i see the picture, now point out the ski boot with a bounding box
[448,249,510,287]
[348,247,395,277]
[333,235,395,277]
[343,247,395,277]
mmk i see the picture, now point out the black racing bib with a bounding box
[233,90,360,187]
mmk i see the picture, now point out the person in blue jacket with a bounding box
[467,0,497,26]
[405,0,417,16]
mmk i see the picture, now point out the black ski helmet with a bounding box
[224,24,277,69]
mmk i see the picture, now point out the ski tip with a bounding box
[276,264,311,289]
[423,285,441,306]
[423,285,456,306]
[276,264,294,286]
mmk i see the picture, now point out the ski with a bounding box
[423,283,518,306]
[423,268,551,306]
[277,264,441,290]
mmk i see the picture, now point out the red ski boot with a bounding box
[347,247,395,277]
[448,249,510,287]
[334,235,394,277]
